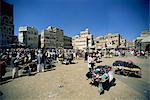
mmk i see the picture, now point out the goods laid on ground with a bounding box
[58,57,64,62]
[95,57,101,63]
[104,54,113,58]
[112,60,142,77]
[62,58,70,65]
[18,60,37,75]
[61,55,73,65]
[18,58,56,76]
[45,59,56,68]
[86,65,114,95]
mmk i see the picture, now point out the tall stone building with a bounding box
[95,33,126,50]
[40,26,64,49]
[64,35,72,49]
[72,28,93,51]
[18,26,38,48]
[40,27,56,49]
[95,36,106,49]
[0,0,14,48]
[127,40,135,48]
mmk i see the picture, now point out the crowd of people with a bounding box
[0,48,79,80]
[0,47,149,81]
[130,49,149,56]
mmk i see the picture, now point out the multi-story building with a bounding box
[48,26,64,48]
[95,33,127,50]
[119,38,127,48]
[0,0,14,48]
[18,26,38,48]
[135,29,150,51]
[72,35,79,49]
[127,40,135,48]
[105,33,120,49]
[64,35,72,49]
[40,28,56,49]
[72,28,93,51]
[95,36,106,49]
[12,35,18,44]
[40,26,64,49]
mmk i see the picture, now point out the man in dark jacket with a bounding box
[85,52,88,62]
[0,55,7,81]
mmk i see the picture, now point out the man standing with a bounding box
[87,54,95,72]
[84,52,88,62]
[11,53,19,79]
[37,50,44,73]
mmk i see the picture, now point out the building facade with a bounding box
[127,40,135,48]
[40,29,56,48]
[135,29,150,51]
[0,0,14,48]
[64,35,72,49]
[40,26,64,49]
[72,28,93,51]
[95,36,106,49]
[119,38,127,49]
[18,26,38,48]
[95,33,127,50]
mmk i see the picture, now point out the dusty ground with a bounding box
[0,56,148,100]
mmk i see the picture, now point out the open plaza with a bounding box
[0,0,149,100]
[0,53,149,100]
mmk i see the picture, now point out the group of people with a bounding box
[0,48,78,80]
[86,52,102,72]
[0,48,132,81]
[0,48,96,80]
[86,53,114,94]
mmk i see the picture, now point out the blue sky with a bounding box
[6,0,149,40]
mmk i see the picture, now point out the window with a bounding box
[112,41,115,44]
[46,37,49,39]
[5,20,8,23]
[9,28,11,31]
[3,26,6,30]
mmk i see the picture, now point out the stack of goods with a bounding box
[86,65,114,95]
[112,60,141,77]
[93,65,112,82]
[62,58,70,65]
[86,65,113,83]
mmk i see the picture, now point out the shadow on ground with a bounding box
[44,68,56,72]
[0,91,3,96]
[0,76,13,85]
[89,78,116,94]
[115,72,142,78]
